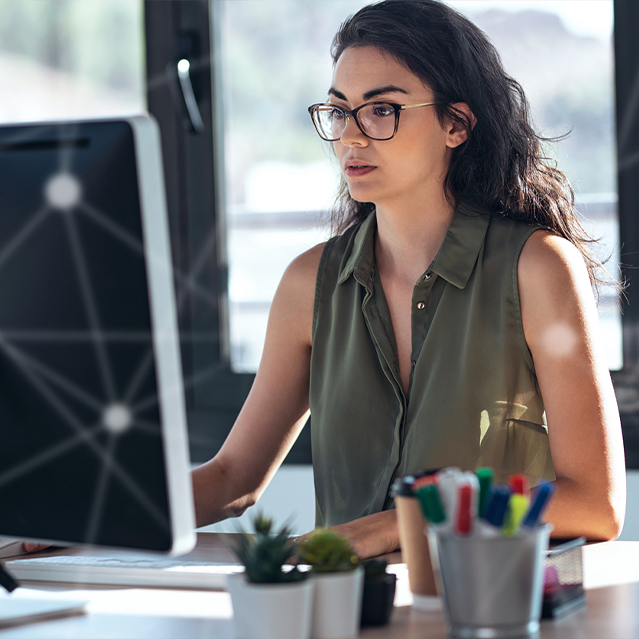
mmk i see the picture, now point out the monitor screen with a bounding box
[0,117,195,554]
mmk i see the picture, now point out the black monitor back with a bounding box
[0,118,195,554]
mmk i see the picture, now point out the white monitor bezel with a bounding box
[129,115,196,556]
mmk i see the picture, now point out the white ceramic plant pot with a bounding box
[311,566,365,639]
[227,572,314,639]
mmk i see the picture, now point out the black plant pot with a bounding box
[360,573,397,626]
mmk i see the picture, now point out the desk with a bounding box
[1,534,638,638]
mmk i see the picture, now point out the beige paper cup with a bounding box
[396,493,438,600]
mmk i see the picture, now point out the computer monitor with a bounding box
[0,117,195,555]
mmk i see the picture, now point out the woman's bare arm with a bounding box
[518,231,626,540]
[192,243,324,528]
[24,245,323,552]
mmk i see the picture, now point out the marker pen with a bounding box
[455,481,474,536]
[522,482,557,529]
[435,467,463,526]
[412,474,437,491]
[482,484,511,534]
[509,474,530,499]
[475,467,494,518]
[416,483,447,529]
[502,493,530,537]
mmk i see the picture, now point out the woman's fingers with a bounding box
[22,542,50,553]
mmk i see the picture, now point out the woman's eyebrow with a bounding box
[327,87,348,101]
[362,85,409,100]
[327,85,409,102]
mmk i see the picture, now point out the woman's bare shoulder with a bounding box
[519,229,587,275]
[268,242,327,347]
[518,230,593,307]
[517,229,601,361]
[283,242,327,286]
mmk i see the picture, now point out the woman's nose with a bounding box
[338,115,368,147]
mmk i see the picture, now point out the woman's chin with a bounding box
[346,184,379,204]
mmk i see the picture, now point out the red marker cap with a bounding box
[509,474,530,498]
[412,475,437,491]
[455,483,473,535]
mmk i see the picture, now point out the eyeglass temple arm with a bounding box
[400,102,439,111]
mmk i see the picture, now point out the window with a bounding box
[0,0,145,123]
[218,0,370,371]
[218,0,621,373]
[4,1,638,468]
[147,0,637,465]
[450,1,621,371]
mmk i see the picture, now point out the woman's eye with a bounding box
[330,108,346,121]
[371,105,394,118]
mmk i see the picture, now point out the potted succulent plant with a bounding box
[226,514,313,639]
[359,559,397,627]
[296,529,364,639]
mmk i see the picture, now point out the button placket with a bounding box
[411,273,435,369]
[416,273,432,309]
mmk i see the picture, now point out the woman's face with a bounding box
[330,46,463,208]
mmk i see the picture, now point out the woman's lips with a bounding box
[345,164,376,177]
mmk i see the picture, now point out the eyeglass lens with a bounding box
[315,104,396,140]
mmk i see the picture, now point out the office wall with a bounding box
[619,471,639,541]
[197,465,316,536]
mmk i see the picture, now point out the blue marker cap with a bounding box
[522,482,556,529]
[483,484,511,528]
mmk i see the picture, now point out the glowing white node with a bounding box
[45,173,81,210]
[177,59,190,73]
[103,404,133,434]
[541,323,579,358]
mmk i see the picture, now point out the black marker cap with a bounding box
[391,475,416,498]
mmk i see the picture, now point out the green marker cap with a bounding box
[417,484,446,525]
[475,467,494,518]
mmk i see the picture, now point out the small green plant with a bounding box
[362,558,388,580]
[296,529,359,573]
[228,513,306,584]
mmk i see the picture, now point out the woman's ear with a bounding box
[445,102,476,149]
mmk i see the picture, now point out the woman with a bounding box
[192,0,626,558]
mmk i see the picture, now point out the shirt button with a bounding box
[417,302,425,310]
[411,360,416,368]
[424,273,432,281]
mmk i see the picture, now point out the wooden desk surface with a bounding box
[1,534,638,638]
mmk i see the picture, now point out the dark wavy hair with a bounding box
[330,0,611,291]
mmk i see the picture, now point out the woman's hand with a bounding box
[298,510,400,560]
[23,543,50,553]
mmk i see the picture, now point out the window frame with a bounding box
[611,0,639,467]
[143,0,311,464]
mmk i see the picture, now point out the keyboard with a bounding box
[6,553,243,590]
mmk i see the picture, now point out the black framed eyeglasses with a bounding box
[308,101,440,142]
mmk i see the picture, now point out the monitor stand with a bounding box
[0,564,17,593]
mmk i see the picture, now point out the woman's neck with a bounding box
[374,190,456,285]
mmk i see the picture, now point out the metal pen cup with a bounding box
[428,525,551,639]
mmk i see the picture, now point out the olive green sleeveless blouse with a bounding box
[310,205,555,527]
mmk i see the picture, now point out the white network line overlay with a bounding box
[0,121,221,545]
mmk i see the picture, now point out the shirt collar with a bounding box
[337,203,490,289]
[337,212,377,287]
